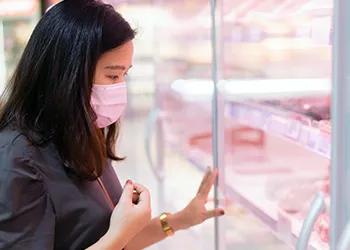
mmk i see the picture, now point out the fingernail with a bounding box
[126,180,133,185]
[220,210,225,216]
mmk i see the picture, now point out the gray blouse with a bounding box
[0,130,123,250]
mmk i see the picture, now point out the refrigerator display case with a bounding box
[146,0,350,249]
[0,0,40,94]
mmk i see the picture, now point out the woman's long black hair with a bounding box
[0,0,136,180]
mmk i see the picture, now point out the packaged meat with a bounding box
[266,177,325,214]
[314,213,330,244]
[257,96,331,120]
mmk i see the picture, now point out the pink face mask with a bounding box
[91,82,127,128]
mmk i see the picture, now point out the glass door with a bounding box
[215,0,332,249]
[150,0,217,249]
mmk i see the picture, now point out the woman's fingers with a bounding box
[119,180,135,204]
[197,167,212,196]
[132,192,139,204]
[197,167,218,199]
[204,208,225,220]
[133,183,151,207]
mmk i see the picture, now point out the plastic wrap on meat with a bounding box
[276,183,323,213]
[266,178,325,214]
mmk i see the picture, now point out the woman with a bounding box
[0,0,224,249]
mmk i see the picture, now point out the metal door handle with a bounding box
[296,192,326,250]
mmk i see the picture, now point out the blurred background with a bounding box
[0,0,338,249]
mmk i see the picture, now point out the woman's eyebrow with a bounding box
[104,65,132,70]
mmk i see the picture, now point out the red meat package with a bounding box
[314,213,330,243]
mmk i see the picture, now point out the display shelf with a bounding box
[166,141,328,250]
[159,108,329,250]
[220,78,330,100]
[170,78,331,102]
[228,101,331,159]
[168,79,331,160]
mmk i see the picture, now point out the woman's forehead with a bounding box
[98,41,134,67]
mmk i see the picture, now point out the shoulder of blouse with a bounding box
[0,130,55,208]
[0,130,46,175]
[1,129,36,155]
[0,130,56,242]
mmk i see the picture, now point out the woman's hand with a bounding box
[98,169,224,250]
[177,167,225,229]
[107,181,152,248]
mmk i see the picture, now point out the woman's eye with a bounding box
[108,75,119,80]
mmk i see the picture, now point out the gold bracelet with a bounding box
[159,213,174,236]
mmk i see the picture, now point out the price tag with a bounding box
[306,127,319,151]
[237,106,247,124]
[234,106,243,122]
[285,118,301,140]
[250,110,263,129]
[277,210,292,244]
[260,112,270,131]
[299,124,310,145]
[268,115,287,136]
[317,133,331,158]
[240,106,252,125]
[244,107,254,125]
[230,104,239,118]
